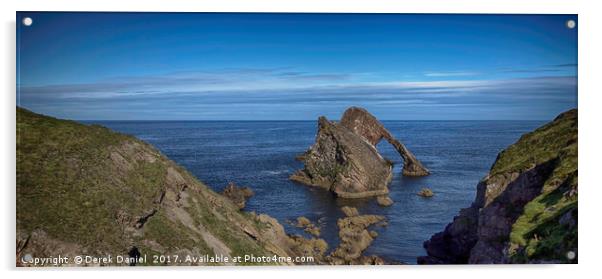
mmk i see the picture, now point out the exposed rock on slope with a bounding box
[15,107,310,266]
[248,213,329,264]
[340,107,429,176]
[418,109,578,264]
[290,107,428,198]
[221,182,254,210]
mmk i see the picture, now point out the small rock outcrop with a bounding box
[221,182,254,210]
[418,109,578,264]
[417,188,434,198]
[290,107,428,198]
[341,206,360,217]
[294,216,321,237]
[327,206,386,264]
[376,195,394,207]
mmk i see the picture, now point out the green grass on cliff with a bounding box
[490,109,577,179]
[17,107,141,252]
[496,109,578,263]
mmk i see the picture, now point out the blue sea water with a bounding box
[87,120,543,264]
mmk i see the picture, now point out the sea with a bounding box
[86,120,543,264]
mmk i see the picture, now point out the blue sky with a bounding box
[17,13,577,120]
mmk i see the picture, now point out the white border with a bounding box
[2,1,600,279]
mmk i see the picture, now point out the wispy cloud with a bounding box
[498,63,577,74]
[18,66,577,121]
[548,63,578,68]
[419,63,577,78]
[423,71,481,77]
[19,67,356,99]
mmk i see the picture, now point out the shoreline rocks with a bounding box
[251,213,329,264]
[341,206,359,217]
[294,216,321,237]
[327,206,387,264]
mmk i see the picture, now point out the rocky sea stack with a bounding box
[340,107,430,177]
[290,107,429,198]
[418,109,578,264]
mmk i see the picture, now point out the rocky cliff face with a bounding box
[290,107,428,198]
[418,109,577,264]
[15,108,316,266]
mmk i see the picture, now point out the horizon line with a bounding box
[78,119,549,122]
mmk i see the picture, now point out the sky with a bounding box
[17,13,577,120]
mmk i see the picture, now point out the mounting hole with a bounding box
[566,19,576,29]
[566,251,576,260]
[22,17,33,27]
[22,254,33,262]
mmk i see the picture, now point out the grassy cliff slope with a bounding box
[16,107,301,266]
[419,109,577,264]
[504,109,578,263]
